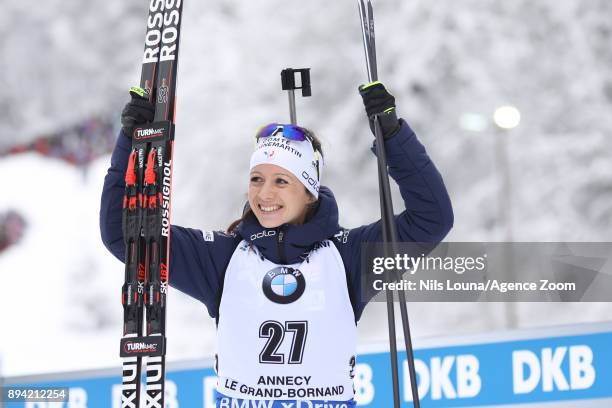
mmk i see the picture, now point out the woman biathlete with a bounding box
[100,81,453,407]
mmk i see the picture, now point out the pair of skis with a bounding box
[357,1,421,407]
[120,1,184,407]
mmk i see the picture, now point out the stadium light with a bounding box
[493,105,521,130]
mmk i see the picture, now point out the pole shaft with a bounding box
[358,0,421,406]
[288,90,297,125]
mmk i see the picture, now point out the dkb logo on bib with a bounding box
[262,267,306,304]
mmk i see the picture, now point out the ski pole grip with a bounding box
[281,68,312,97]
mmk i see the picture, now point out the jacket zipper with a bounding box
[277,227,287,265]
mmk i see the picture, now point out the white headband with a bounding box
[249,132,323,198]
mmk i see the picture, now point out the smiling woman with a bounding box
[248,164,316,227]
[100,81,453,407]
[226,124,324,231]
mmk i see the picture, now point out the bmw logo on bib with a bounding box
[262,267,306,304]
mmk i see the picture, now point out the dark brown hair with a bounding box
[226,128,324,234]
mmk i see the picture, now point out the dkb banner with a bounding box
[3,322,612,407]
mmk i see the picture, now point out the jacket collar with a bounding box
[236,186,340,264]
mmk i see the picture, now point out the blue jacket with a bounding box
[100,120,453,321]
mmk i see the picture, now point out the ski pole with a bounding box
[357,0,421,406]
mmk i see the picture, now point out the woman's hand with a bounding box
[358,81,401,140]
[120,86,156,138]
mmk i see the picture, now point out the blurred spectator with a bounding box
[0,210,27,253]
[1,115,118,167]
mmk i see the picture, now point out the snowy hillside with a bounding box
[1,0,612,377]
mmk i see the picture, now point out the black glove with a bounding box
[121,87,155,138]
[358,81,401,140]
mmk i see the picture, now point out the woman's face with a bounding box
[248,164,315,228]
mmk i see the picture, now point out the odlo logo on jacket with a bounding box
[251,230,276,241]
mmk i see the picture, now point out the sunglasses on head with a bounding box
[255,123,314,142]
[255,123,322,179]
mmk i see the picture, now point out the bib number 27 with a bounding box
[259,320,308,364]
